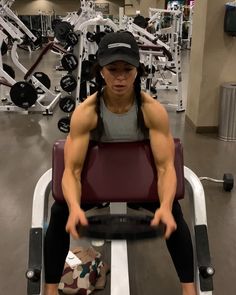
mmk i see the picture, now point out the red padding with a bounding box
[52,139,185,204]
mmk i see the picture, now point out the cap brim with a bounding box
[99,54,139,67]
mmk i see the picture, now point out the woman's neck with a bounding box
[103,87,135,114]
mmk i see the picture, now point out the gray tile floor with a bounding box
[0,47,235,295]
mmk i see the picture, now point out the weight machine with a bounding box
[53,0,98,45]
[180,4,194,49]
[26,139,215,295]
[124,17,185,112]
[64,0,97,32]
[0,0,62,114]
[71,15,118,104]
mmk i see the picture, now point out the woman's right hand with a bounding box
[65,206,88,239]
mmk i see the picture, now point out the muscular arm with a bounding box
[62,131,90,210]
[61,95,97,238]
[149,112,176,210]
[142,93,177,237]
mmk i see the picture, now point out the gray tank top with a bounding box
[90,98,148,142]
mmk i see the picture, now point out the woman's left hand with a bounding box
[150,206,177,239]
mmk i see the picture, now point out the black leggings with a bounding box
[44,201,194,283]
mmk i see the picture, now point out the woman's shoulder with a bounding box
[71,93,98,130]
[141,91,165,111]
[74,93,97,113]
[141,91,169,128]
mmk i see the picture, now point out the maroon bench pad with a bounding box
[52,139,185,204]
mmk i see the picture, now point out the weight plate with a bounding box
[86,31,96,42]
[52,19,62,31]
[60,74,77,92]
[59,96,76,113]
[61,53,79,72]
[10,81,38,109]
[33,72,51,94]
[58,116,71,133]
[78,214,166,240]
[66,32,79,46]
[54,21,73,43]
[34,72,51,85]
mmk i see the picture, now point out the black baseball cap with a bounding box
[97,31,140,67]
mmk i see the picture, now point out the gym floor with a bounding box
[0,47,235,295]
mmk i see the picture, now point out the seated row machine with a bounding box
[26,139,215,295]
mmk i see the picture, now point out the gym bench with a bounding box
[26,139,214,295]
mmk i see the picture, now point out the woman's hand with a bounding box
[151,206,177,239]
[66,206,88,239]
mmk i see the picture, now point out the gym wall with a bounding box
[124,0,165,16]
[139,0,165,16]
[12,0,123,16]
[12,0,165,16]
[186,0,236,132]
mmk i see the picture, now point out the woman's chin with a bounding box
[112,86,127,94]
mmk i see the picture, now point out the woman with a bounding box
[45,31,196,295]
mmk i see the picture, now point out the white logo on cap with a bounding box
[108,43,131,49]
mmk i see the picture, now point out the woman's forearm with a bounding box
[62,169,82,211]
[157,166,177,209]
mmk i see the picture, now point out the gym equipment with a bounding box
[0,2,41,53]
[81,59,94,81]
[0,4,65,114]
[57,1,97,34]
[3,63,15,79]
[86,31,98,42]
[1,40,8,55]
[79,80,98,102]
[8,42,63,112]
[78,214,166,240]
[199,173,234,192]
[26,139,215,295]
[10,81,38,109]
[121,12,185,112]
[60,74,77,92]
[57,117,71,133]
[57,96,76,133]
[59,96,76,113]
[61,53,79,72]
[33,72,51,94]
[22,29,43,49]
[54,21,73,43]
[52,18,61,31]
[66,32,79,46]
[66,15,118,105]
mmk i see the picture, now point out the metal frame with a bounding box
[0,3,61,114]
[26,165,214,295]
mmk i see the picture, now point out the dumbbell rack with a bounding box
[57,15,118,133]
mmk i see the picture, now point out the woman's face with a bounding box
[101,61,137,96]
